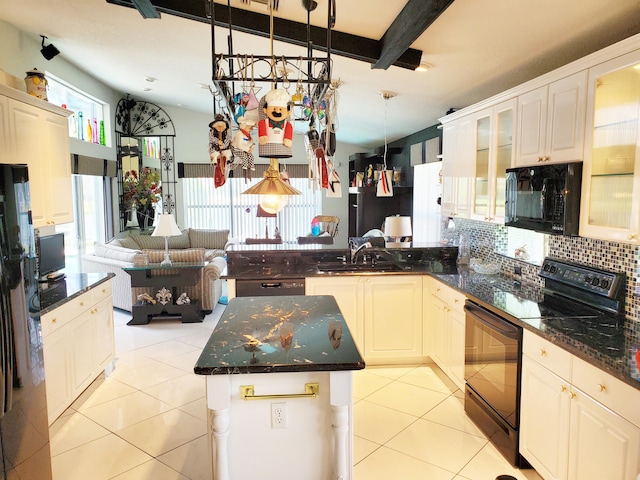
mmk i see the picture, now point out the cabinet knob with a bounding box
[544,156,550,162]
[628,233,637,241]
[561,385,567,392]
[454,298,459,303]
[569,391,576,399]
[52,318,57,324]
[597,383,606,392]
[80,302,84,307]
[540,349,547,356]
[537,156,544,162]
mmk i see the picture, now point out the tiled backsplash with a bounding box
[448,217,640,322]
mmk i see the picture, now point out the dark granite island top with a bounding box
[194,295,365,375]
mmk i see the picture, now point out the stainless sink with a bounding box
[316,262,404,273]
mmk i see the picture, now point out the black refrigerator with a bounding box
[0,164,52,479]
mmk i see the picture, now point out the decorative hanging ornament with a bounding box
[302,95,326,121]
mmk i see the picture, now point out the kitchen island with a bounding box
[194,295,364,480]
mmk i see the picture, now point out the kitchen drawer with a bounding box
[429,277,466,312]
[41,290,93,337]
[571,355,640,429]
[523,330,572,381]
[93,280,113,302]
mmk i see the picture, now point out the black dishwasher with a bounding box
[235,278,305,297]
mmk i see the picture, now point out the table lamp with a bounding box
[384,215,412,248]
[152,213,182,266]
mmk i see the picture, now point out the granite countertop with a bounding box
[37,272,115,315]
[225,245,459,280]
[433,271,640,391]
[194,295,365,375]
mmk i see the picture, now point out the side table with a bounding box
[124,262,205,325]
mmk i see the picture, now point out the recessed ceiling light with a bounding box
[145,76,157,83]
[143,87,152,92]
[415,62,433,73]
[198,83,210,89]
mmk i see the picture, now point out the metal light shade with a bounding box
[384,215,412,247]
[242,159,300,213]
[242,159,301,196]
[152,213,182,265]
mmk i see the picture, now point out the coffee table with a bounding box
[124,262,205,325]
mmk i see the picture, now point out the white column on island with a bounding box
[330,371,352,480]
[207,376,232,480]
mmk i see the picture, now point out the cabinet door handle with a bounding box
[628,233,637,241]
[597,384,606,392]
[51,318,57,324]
[540,349,547,356]
[561,385,567,392]
[537,156,544,162]
[569,391,576,399]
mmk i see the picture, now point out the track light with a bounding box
[40,36,60,60]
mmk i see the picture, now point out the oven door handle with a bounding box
[464,302,520,340]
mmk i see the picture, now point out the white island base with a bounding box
[205,370,353,480]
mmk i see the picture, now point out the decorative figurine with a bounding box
[258,89,293,158]
[176,292,191,305]
[209,113,232,188]
[137,292,156,305]
[231,116,256,181]
[156,287,172,306]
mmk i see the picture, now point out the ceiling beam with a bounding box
[105,0,423,70]
[131,0,161,19]
[373,0,455,70]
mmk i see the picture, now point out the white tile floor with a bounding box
[49,302,543,480]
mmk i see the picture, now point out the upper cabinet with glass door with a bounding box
[580,51,640,244]
[471,99,516,223]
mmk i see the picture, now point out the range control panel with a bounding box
[539,258,624,299]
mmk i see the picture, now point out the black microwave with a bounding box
[505,162,582,235]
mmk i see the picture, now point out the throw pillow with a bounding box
[94,242,141,263]
[132,230,191,249]
[188,229,230,249]
[116,235,140,250]
[143,248,206,263]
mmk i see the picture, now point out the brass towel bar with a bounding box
[240,383,319,400]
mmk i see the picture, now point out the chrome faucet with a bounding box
[351,241,372,264]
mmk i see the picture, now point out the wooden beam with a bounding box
[106,0,423,70]
[130,0,161,18]
[373,0,455,70]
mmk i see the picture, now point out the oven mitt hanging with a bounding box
[377,169,393,197]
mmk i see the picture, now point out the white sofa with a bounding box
[82,228,231,312]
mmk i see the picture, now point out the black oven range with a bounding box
[462,258,626,468]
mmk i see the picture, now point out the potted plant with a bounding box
[123,168,161,230]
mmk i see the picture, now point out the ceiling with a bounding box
[1,0,640,148]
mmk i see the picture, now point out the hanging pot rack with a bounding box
[208,0,334,120]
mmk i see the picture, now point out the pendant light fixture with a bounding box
[241,158,301,213]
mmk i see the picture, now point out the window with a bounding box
[58,175,111,272]
[183,176,321,241]
[45,72,109,146]
[505,227,548,265]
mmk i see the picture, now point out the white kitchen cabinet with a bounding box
[306,275,423,364]
[471,99,516,223]
[3,87,73,228]
[305,276,364,352]
[362,275,423,362]
[520,330,640,480]
[424,277,466,390]
[515,71,587,167]
[0,95,12,162]
[441,116,474,219]
[579,50,640,244]
[41,280,114,424]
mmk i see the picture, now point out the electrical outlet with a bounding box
[271,402,287,429]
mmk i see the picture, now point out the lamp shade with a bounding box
[242,159,301,196]
[152,214,182,237]
[384,215,412,247]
